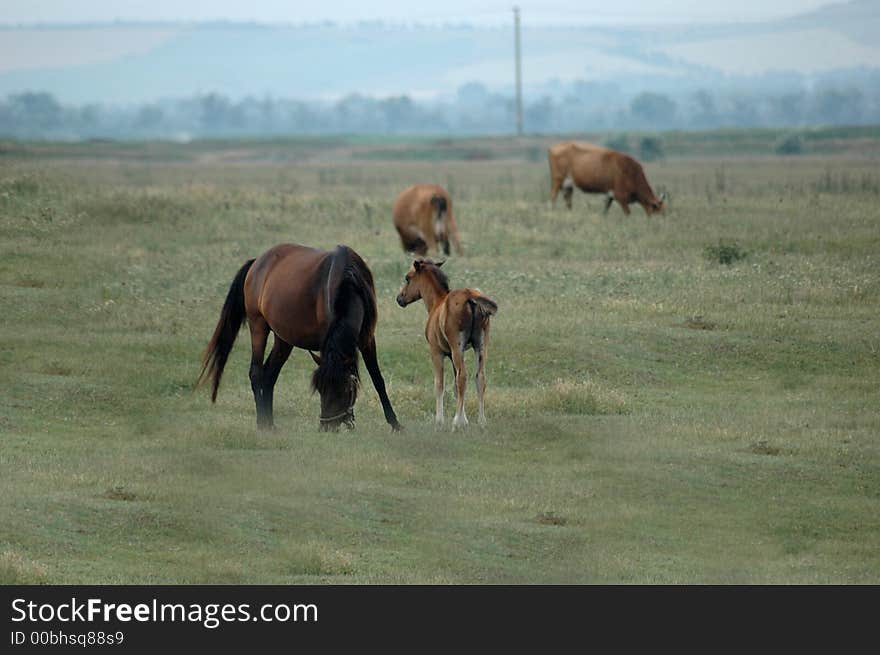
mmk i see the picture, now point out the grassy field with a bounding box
[1,137,878,583]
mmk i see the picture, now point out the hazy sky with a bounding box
[2,0,838,26]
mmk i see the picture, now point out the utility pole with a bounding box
[513,6,523,136]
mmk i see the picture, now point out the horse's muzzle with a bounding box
[396,295,407,307]
[319,408,355,432]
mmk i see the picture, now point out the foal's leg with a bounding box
[451,345,469,430]
[431,349,445,427]
[475,336,488,427]
[247,317,271,430]
[260,336,293,428]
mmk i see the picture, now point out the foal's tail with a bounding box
[196,258,255,402]
[469,292,498,318]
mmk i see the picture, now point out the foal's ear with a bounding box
[308,351,322,366]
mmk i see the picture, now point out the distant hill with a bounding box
[0,1,877,104]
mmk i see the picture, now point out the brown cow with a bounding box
[392,184,463,256]
[548,141,666,216]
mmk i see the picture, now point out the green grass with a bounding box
[0,144,878,583]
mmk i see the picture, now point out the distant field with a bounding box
[3,125,880,164]
[1,135,878,583]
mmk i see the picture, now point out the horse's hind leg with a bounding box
[248,317,272,429]
[261,336,293,428]
[431,349,445,428]
[475,335,489,427]
[451,346,468,430]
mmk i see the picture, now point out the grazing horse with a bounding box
[396,259,497,429]
[392,184,463,256]
[198,243,401,431]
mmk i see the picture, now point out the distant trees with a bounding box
[0,92,64,135]
[689,89,718,128]
[813,87,865,125]
[630,92,676,126]
[0,77,877,139]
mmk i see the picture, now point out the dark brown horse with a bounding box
[198,243,401,431]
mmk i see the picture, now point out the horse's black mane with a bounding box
[311,246,377,396]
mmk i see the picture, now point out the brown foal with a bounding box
[396,259,497,429]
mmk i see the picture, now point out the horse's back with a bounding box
[438,289,496,351]
[245,243,329,348]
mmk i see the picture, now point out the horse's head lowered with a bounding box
[396,259,445,307]
[309,349,359,431]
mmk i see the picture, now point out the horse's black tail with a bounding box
[197,258,255,402]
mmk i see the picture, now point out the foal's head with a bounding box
[396,259,447,307]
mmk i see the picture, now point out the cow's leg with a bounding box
[613,191,631,216]
[423,231,438,255]
[603,193,614,215]
[398,225,428,255]
[563,182,574,210]
[447,212,464,255]
[550,177,562,207]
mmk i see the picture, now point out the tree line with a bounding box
[1,81,877,139]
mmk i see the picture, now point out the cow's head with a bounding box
[651,191,667,214]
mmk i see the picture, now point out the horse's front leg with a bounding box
[261,337,293,427]
[361,336,402,431]
[247,318,271,430]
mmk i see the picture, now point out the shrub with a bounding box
[639,136,665,161]
[775,134,804,156]
[704,240,747,265]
